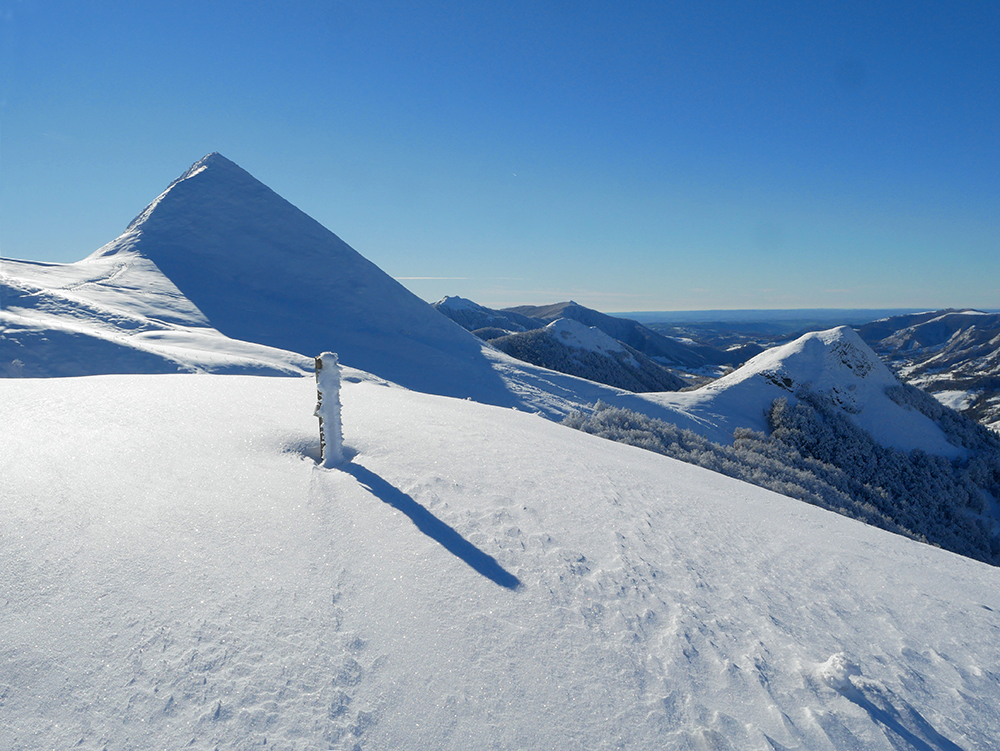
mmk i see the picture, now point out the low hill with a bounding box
[506,300,736,370]
[567,325,1000,566]
[488,318,686,392]
[646,326,964,456]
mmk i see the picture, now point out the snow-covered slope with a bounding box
[2,373,998,749]
[645,326,966,458]
[546,317,639,362]
[0,255,312,377]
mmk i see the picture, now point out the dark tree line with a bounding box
[564,385,1000,565]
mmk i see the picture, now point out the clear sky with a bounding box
[1,1,998,312]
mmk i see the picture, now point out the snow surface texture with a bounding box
[2,374,999,750]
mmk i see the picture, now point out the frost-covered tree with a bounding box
[564,395,1000,565]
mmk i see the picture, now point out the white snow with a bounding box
[644,326,966,458]
[1,255,313,377]
[432,295,481,311]
[934,389,979,412]
[2,372,999,749]
[544,317,638,366]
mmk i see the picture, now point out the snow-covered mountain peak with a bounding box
[545,317,630,360]
[434,295,482,312]
[646,325,965,458]
[723,325,897,400]
[66,154,530,398]
[175,151,231,177]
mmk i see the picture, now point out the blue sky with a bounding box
[1,1,998,311]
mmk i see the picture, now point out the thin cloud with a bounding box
[396,276,526,281]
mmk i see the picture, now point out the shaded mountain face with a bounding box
[855,309,968,344]
[434,296,744,373]
[433,297,688,392]
[432,296,541,334]
[79,154,515,400]
[857,309,1000,431]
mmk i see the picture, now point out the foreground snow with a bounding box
[3,373,999,749]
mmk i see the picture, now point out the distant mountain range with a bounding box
[432,295,764,392]
[488,319,686,393]
[857,309,1000,431]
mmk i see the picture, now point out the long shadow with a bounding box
[840,684,965,751]
[342,463,521,591]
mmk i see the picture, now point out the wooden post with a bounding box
[314,352,344,466]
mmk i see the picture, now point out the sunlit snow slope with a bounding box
[646,326,965,458]
[0,253,312,377]
[2,374,998,750]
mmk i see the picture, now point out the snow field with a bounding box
[3,374,1000,749]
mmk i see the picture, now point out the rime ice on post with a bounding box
[314,352,345,467]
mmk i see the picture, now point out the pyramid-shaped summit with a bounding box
[90,153,506,399]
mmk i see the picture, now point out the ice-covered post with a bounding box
[314,352,345,467]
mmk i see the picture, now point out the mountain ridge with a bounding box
[505,300,738,370]
[644,325,967,458]
[857,309,1000,431]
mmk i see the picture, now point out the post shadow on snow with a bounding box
[341,462,521,591]
[837,683,965,751]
